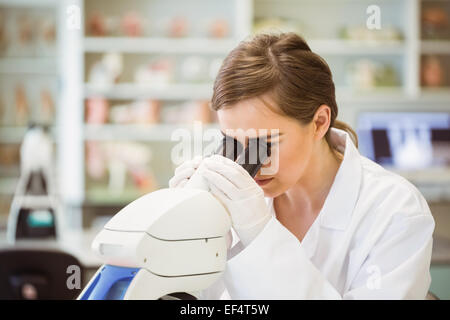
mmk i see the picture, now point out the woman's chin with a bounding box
[261,180,280,198]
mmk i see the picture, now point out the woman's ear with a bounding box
[312,104,331,141]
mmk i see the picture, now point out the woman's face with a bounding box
[217,94,318,198]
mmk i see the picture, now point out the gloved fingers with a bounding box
[177,179,189,188]
[202,159,250,190]
[168,167,195,188]
[174,156,203,175]
[240,184,265,199]
[191,154,204,166]
[204,154,253,179]
[200,167,239,200]
[209,182,231,205]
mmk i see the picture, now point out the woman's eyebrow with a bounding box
[220,130,283,140]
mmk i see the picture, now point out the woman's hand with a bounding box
[168,155,203,188]
[169,154,234,249]
[199,154,272,247]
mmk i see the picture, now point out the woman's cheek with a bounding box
[281,143,306,183]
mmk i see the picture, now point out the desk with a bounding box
[0,228,102,268]
[0,228,103,287]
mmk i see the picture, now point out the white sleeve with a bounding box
[343,214,434,299]
[220,213,434,299]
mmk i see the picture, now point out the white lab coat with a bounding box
[199,127,435,300]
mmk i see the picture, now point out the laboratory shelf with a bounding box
[83,123,220,142]
[0,126,58,143]
[421,40,450,54]
[308,39,406,55]
[0,58,57,75]
[0,0,57,7]
[84,37,238,54]
[84,82,213,100]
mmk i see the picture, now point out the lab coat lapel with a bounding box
[299,128,363,260]
[319,128,362,231]
[265,128,362,260]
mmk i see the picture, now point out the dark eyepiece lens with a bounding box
[214,135,272,178]
[214,136,243,161]
[236,137,271,178]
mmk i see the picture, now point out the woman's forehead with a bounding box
[217,97,289,135]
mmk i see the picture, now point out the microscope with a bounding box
[7,125,63,243]
[78,134,271,300]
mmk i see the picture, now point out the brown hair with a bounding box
[211,32,358,159]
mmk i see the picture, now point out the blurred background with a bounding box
[0,0,449,299]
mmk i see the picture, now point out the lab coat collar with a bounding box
[318,127,362,230]
[266,127,362,231]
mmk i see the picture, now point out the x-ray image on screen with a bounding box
[357,112,450,170]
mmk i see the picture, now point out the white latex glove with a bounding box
[199,154,272,247]
[168,155,234,249]
[168,155,203,188]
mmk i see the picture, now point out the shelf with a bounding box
[85,187,155,205]
[419,89,450,103]
[0,0,57,7]
[0,126,57,143]
[84,123,220,141]
[336,87,407,102]
[0,57,57,75]
[84,37,238,54]
[308,39,406,55]
[84,82,214,100]
[335,87,450,104]
[0,127,28,143]
[83,83,450,104]
[421,41,450,55]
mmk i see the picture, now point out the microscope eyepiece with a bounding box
[214,135,272,178]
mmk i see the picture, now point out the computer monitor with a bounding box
[356,112,450,170]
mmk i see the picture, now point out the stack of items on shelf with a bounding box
[85,140,158,203]
[0,8,56,56]
[87,11,230,38]
[85,51,219,125]
[0,78,56,126]
[86,98,215,126]
[345,60,399,90]
[421,2,450,88]
[87,52,223,87]
[0,8,57,126]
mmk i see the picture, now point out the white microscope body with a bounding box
[78,167,232,300]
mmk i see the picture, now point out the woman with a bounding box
[169,32,435,299]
